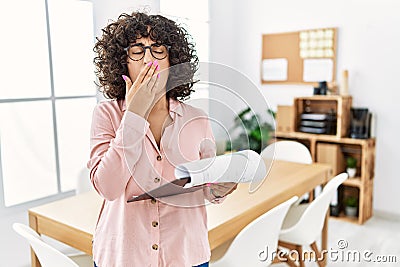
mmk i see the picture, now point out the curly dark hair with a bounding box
[93,12,199,100]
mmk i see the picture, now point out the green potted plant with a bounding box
[346,156,357,178]
[225,107,274,153]
[344,196,358,217]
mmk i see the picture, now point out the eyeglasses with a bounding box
[124,43,170,61]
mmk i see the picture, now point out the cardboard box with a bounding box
[276,105,294,132]
[316,143,346,175]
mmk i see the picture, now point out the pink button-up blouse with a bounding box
[87,98,221,267]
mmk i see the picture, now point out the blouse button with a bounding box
[151,198,157,204]
[152,221,159,227]
[157,155,162,161]
[154,177,161,183]
[152,244,159,250]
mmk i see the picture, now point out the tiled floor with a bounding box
[322,216,400,267]
[212,216,400,266]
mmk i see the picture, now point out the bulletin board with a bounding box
[261,28,337,86]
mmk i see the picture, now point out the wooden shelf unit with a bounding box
[274,131,375,224]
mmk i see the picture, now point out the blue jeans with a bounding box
[94,262,208,267]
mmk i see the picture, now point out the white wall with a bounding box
[209,0,400,215]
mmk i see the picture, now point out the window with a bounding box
[0,0,96,208]
[160,0,210,112]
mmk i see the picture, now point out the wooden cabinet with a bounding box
[274,94,375,224]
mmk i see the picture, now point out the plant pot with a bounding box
[346,167,356,178]
[345,206,358,217]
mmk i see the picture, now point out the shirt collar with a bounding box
[121,98,183,116]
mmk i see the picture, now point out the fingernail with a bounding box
[156,65,160,70]
[157,73,160,78]
[153,60,158,66]
[122,75,128,81]
[206,183,211,187]
[147,62,152,66]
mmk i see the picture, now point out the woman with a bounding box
[88,12,236,267]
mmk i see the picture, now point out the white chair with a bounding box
[210,196,298,267]
[261,141,314,201]
[278,173,348,267]
[261,141,312,164]
[76,167,93,194]
[12,223,92,267]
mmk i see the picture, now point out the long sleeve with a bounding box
[87,103,150,201]
[199,116,226,203]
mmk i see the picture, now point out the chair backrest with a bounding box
[283,173,348,245]
[261,141,312,164]
[76,167,93,194]
[217,196,298,266]
[12,223,79,267]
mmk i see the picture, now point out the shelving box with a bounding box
[316,143,346,176]
[294,95,352,138]
[276,105,294,133]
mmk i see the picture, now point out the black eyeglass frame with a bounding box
[124,43,171,61]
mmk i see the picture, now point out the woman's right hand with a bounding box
[123,61,160,118]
